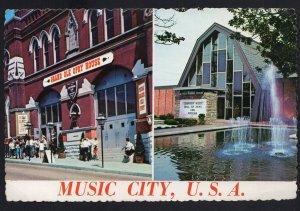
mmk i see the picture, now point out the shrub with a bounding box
[165,113,175,119]
[198,114,206,125]
[164,119,178,125]
[134,132,145,156]
[183,119,198,126]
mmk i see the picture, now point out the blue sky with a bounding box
[154,8,254,87]
[5,9,14,24]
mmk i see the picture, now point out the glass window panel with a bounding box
[226,84,232,107]
[52,104,58,123]
[116,85,126,115]
[46,106,52,123]
[226,60,233,83]
[243,108,250,117]
[54,30,60,62]
[234,71,242,95]
[212,32,218,51]
[189,61,196,86]
[218,33,227,49]
[197,53,202,74]
[196,75,202,86]
[123,9,132,32]
[251,83,256,95]
[211,73,217,87]
[58,104,62,121]
[211,51,217,73]
[251,96,255,108]
[243,83,250,107]
[217,73,226,89]
[203,39,211,62]
[97,90,106,116]
[234,50,243,70]
[107,20,114,39]
[233,97,242,118]
[41,107,46,125]
[203,63,210,84]
[126,82,136,114]
[227,38,233,59]
[91,10,99,46]
[226,108,232,120]
[106,87,116,117]
[243,69,250,82]
[218,50,226,72]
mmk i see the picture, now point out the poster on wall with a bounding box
[138,82,147,115]
[15,111,30,136]
[179,99,207,118]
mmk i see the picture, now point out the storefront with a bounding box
[4,9,153,162]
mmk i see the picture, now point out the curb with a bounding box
[6,159,152,178]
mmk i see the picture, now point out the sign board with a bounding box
[179,99,207,118]
[34,128,39,139]
[138,82,147,115]
[15,112,30,136]
[43,52,114,87]
[66,81,78,100]
[65,132,83,158]
[43,150,55,163]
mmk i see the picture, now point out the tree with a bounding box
[134,132,145,156]
[154,8,202,45]
[228,8,297,78]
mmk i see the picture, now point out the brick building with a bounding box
[155,23,297,123]
[4,9,153,162]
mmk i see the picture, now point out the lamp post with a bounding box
[47,122,54,163]
[96,114,106,168]
[24,122,32,161]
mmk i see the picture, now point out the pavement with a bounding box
[5,156,152,178]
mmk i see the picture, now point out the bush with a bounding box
[134,132,145,156]
[174,118,197,126]
[164,119,178,125]
[159,113,174,120]
[198,114,206,125]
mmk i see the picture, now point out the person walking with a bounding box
[9,139,15,158]
[29,136,34,158]
[93,145,98,160]
[15,140,21,159]
[39,140,45,159]
[4,138,9,158]
[19,138,25,159]
[34,139,40,158]
[122,138,135,163]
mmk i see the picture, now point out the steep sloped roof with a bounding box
[177,22,286,89]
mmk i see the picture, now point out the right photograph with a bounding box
[153,8,297,181]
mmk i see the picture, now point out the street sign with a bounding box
[43,52,114,87]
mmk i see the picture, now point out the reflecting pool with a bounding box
[154,127,297,181]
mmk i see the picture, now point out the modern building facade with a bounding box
[4,9,153,162]
[155,23,296,123]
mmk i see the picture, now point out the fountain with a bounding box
[265,65,291,157]
[223,117,255,155]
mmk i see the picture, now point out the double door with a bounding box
[40,123,62,148]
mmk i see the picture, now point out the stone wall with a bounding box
[175,91,217,124]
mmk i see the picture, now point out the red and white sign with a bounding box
[43,52,114,87]
[138,82,147,115]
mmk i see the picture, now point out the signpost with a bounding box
[179,99,207,118]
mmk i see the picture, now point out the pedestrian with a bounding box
[93,145,98,160]
[9,139,15,158]
[122,138,135,163]
[34,139,40,158]
[81,138,89,161]
[4,138,9,158]
[19,138,25,159]
[15,140,21,159]
[29,136,34,158]
[39,140,45,159]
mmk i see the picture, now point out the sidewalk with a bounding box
[5,157,152,178]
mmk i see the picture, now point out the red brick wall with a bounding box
[154,88,175,116]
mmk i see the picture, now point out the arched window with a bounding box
[66,10,79,56]
[42,35,49,68]
[52,28,60,63]
[33,40,40,71]
[121,9,132,33]
[90,10,99,46]
[105,9,114,40]
[3,50,9,72]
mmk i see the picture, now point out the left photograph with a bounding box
[4,9,153,180]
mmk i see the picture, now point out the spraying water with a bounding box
[265,65,280,118]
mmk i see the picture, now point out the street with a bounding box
[6,163,150,180]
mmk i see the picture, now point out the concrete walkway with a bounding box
[5,157,152,178]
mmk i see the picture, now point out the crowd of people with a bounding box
[79,138,98,161]
[4,135,47,161]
